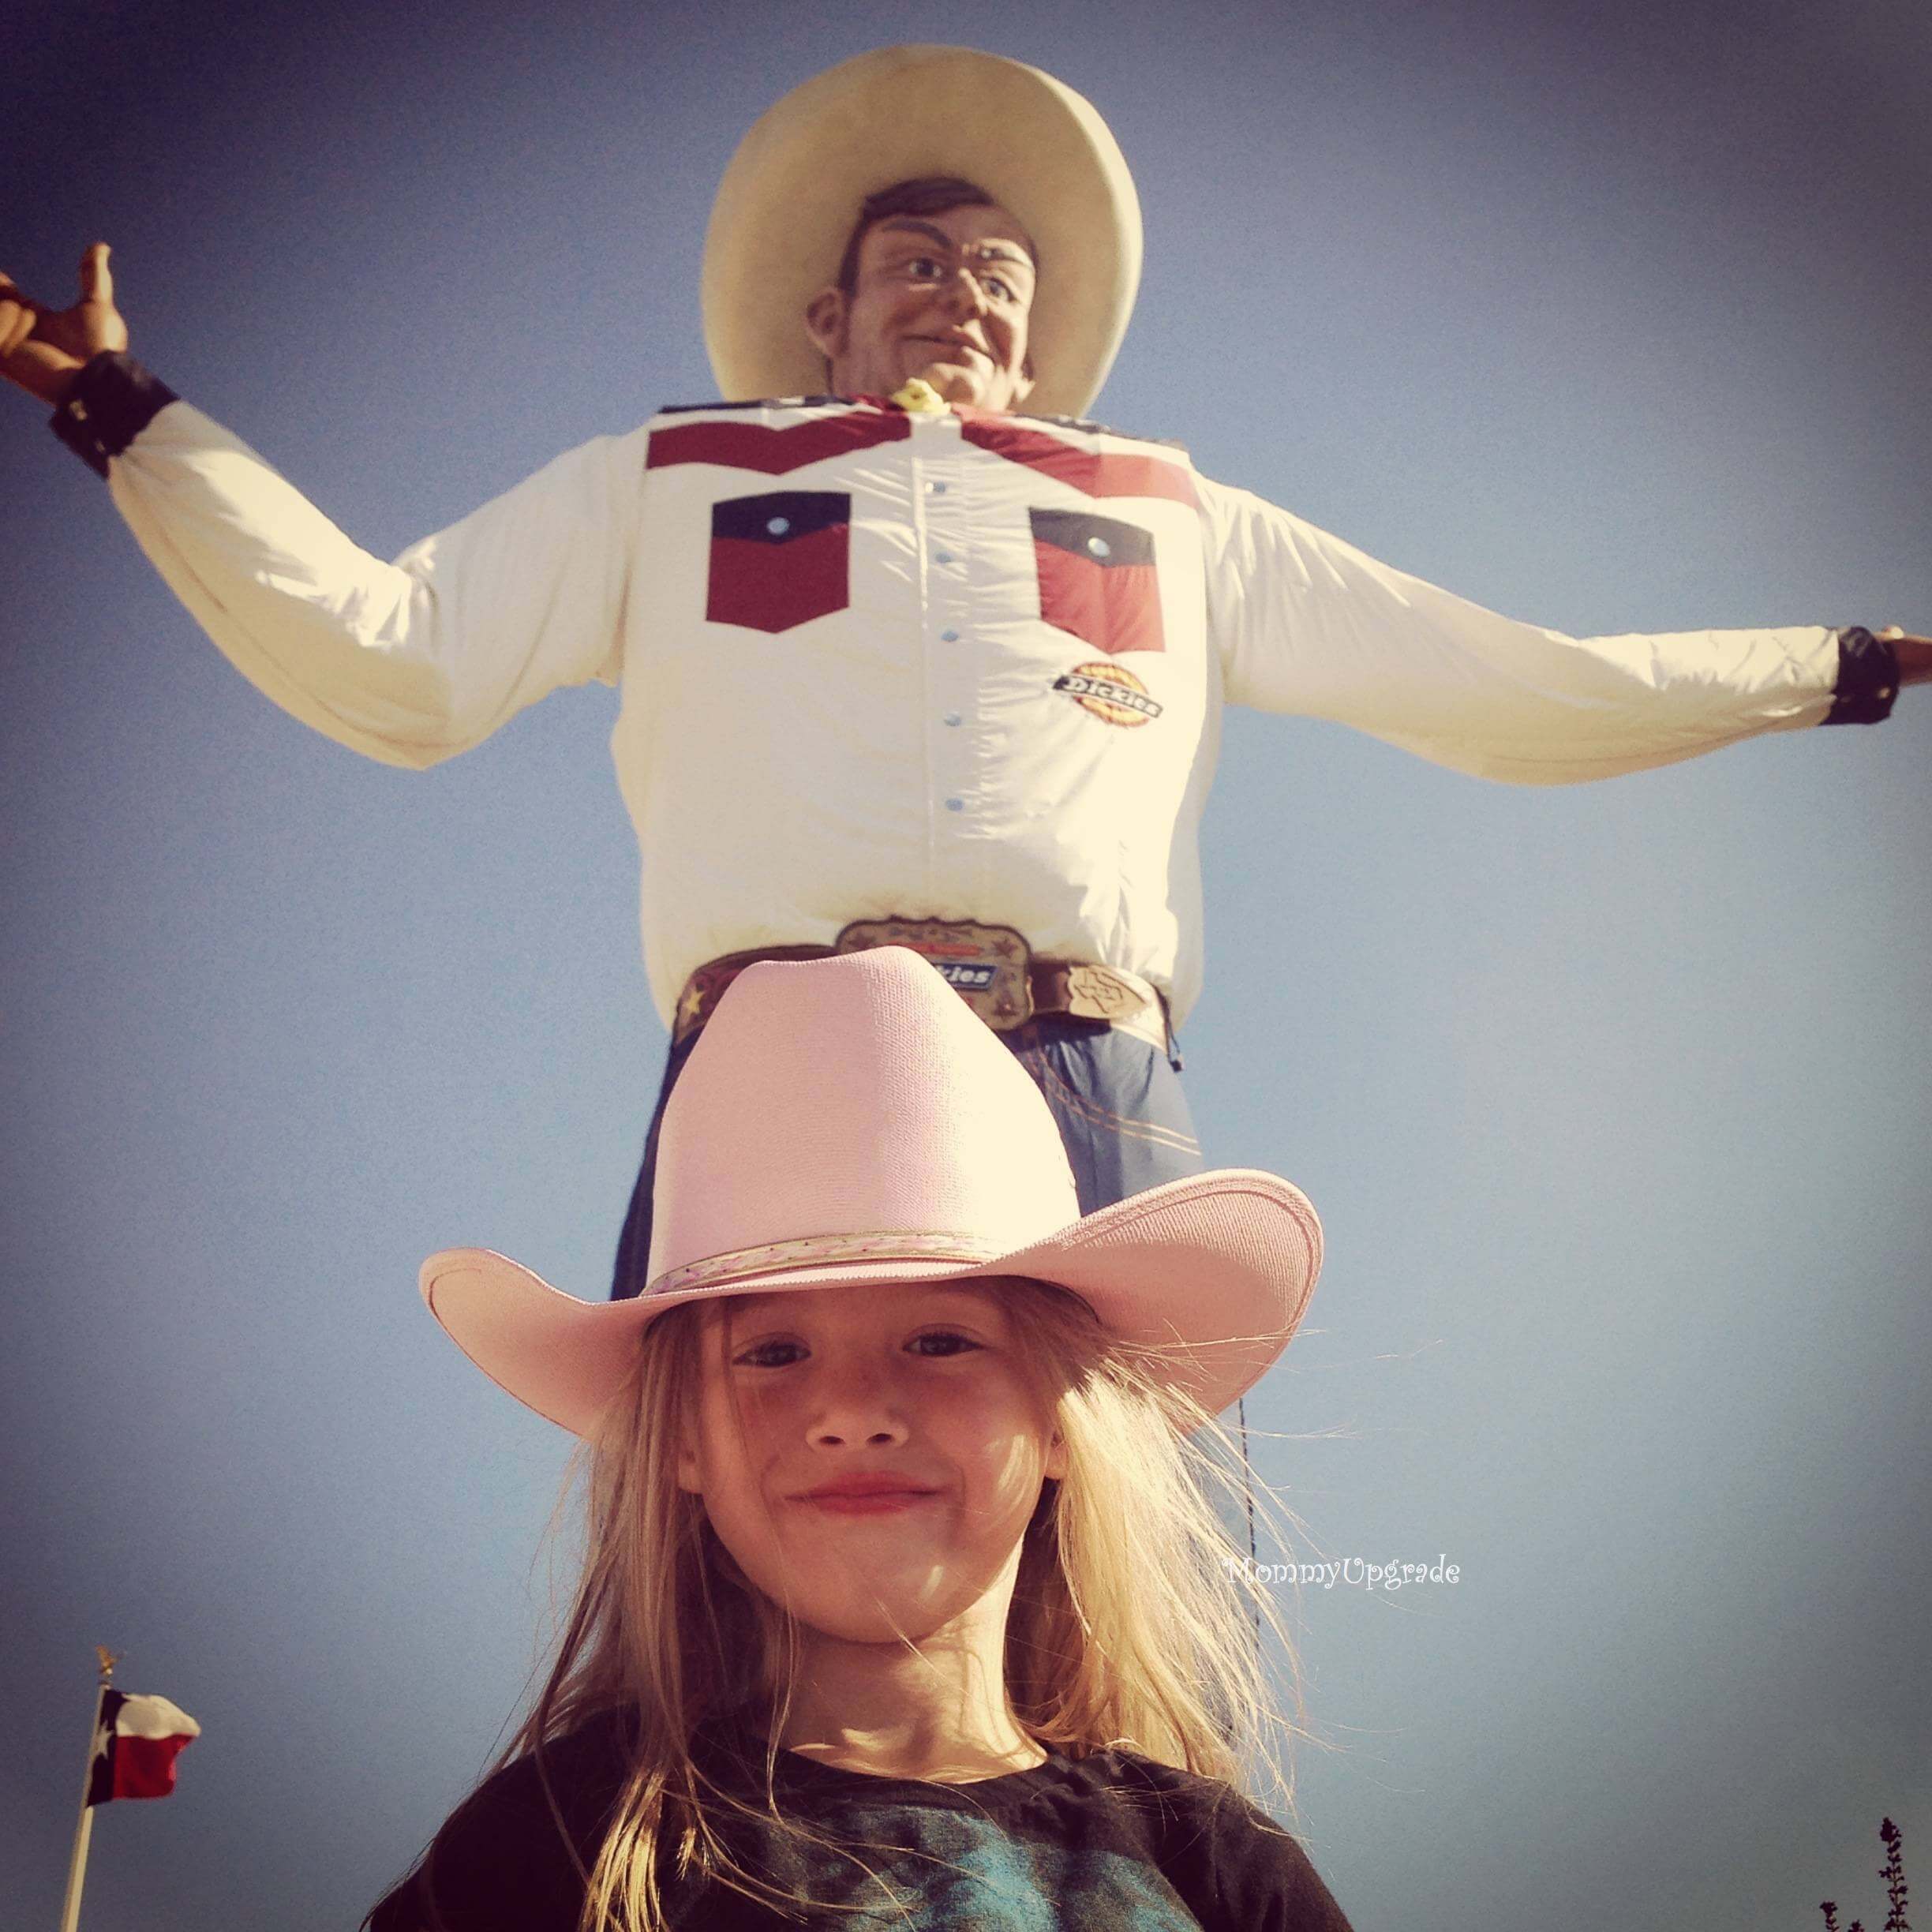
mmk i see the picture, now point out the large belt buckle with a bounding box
[835,918,1034,1030]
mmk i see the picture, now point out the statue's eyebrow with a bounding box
[875,219,1035,269]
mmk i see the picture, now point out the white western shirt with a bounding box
[100,391,1844,1028]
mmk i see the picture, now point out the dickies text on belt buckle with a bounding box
[833,919,1034,1030]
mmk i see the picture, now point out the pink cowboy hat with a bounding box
[422,949,1321,1434]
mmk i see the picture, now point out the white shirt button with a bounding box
[943,712,963,727]
[934,549,955,565]
[1086,536,1111,559]
[939,629,960,643]
[766,516,791,537]
[945,796,965,812]
[926,480,949,496]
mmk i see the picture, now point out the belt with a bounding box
[672,919,1170,1052]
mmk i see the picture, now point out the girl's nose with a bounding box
[806,1365,909,1447]
[807,1400,909,1447]
[808,1417,904,1447]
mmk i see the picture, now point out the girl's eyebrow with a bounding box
[725,1286,1008,1328]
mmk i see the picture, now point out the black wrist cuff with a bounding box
[49,352,179,478]
[1824,627,1900,726]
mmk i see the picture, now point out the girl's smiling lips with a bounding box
[791,1472,942,1513]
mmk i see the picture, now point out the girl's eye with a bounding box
[730,1333,983,1367]
[911,1331,982,1358]
[732,1339,804,1369]
[908,256,942,279]
[985,276,1013,302]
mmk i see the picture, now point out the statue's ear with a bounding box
[803,287,847,362]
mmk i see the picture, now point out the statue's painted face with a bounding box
[805,202,1038,411]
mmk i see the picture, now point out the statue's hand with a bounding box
[1877,627,1932,689]
[0,244,130,406]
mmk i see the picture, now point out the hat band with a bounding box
[648,1230,1005,1299]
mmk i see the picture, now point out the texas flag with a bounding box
[86,1690,200,1804]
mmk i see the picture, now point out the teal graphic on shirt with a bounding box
[724,1794,1207,1929]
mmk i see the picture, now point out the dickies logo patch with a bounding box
[707,490,850,632]
[1054,661,1163,728]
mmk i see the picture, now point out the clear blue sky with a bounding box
[3,2,1927,1927]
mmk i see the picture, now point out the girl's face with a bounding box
[676,1278,1067,1645]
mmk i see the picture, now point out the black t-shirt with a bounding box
[369,1710,1354,1930]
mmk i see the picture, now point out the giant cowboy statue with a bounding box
[4,45,1925,1328]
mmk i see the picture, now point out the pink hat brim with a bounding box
[421,1169,1320,1436]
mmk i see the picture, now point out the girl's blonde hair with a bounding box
[400,1277,1305,1932]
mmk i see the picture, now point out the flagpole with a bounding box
[58,1647,117,1932]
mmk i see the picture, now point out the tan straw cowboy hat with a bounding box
[422,949,1320,1436]
[702,44,1143,419]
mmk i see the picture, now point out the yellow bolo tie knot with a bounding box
[890,378,949,414]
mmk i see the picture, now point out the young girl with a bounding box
[370,949,1351,1930]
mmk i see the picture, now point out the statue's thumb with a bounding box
[82,242,114,307]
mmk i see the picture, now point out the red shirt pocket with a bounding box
[1029,510,1163,656]
[708,491,852,633]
